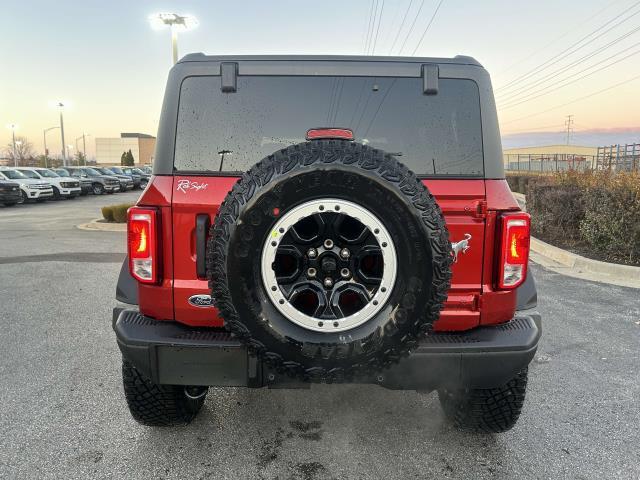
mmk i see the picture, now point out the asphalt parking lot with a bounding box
[0,194,638,480]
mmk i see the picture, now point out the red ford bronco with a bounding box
[113,54,540,433]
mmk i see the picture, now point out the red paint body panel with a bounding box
[138,175,523,331]
[172,176,238,326]
[485,179,519,211]
[423,180,485,331]
[479,183,519,325]
[138,206,174,320]
[136,177,175,320]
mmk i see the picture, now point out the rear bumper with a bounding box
[113,309,541,390]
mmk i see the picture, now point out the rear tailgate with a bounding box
[171,175,485,331]
[172,175,236,326]
[424,179,485,331]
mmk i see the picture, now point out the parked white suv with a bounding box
[0,168,54,203]
[16,167,81,199]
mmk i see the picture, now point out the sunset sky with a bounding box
[2,0,640,158]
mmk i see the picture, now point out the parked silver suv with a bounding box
[0,168,54,203]
[15,167,81,199]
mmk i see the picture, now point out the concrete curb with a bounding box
[512,191,640,289]
[76,218,126,232]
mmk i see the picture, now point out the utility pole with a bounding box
[10,125,17,167]
[58,102,67,166]
[565,115,574,145]
[82,133,87,166]
[44,126,60,168]
[75,134,90,166]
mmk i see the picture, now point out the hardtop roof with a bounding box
[178,53,483,67]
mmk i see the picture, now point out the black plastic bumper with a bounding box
[113,308,541,390]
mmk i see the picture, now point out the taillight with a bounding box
[128,207,160,284]
[498,212,530,289]
[306,128,354,140]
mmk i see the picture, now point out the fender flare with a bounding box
[116,256,138,305]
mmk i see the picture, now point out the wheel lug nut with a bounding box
[340,248,350,259]
[340,268,351,279]
[307,248,317,258]
[324,239,334,249]
[307,267,317,278]
[323,277,333,288]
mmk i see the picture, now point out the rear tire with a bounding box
[438,368,528,433]
[121,359,207,426]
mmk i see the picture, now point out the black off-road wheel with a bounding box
[121,360,207,426]
[438,368,529,433]
[207,140,452,381]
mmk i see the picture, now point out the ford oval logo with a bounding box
[188,294,214,308]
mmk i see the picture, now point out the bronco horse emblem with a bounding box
[451,234,472,263]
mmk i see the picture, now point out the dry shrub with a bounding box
[101,203,133,223]
[101,206,114,222]
[527,170,640,264]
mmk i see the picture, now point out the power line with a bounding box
[326,78,339,125]
[370,0,386,55]
[330,78,345,125]
[565,115,575,145]
[499,44,640,109]
[495,0,640,92]
[501,72,640,125]
[497,23,640,102]
[410,0,445,55]
[388,0,414,55]
[363,0,377,54]
[349,78,369,127]
[502,123,568,135]
[397,0,426,55]
[495,0,625,75]
[354,79,377,133]
[364,79,398,136]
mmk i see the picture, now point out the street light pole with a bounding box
[75,133,90,166]
[148,13,198,65]
[171,27,178,64]
[57,102,67,166]
[82,133,87,166]
[15,141,22,166]
[11,125,17,167]
[43,126,59,168]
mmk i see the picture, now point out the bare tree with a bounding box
[4,136,35,165]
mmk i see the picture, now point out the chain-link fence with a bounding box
[504,153,596,172]
[504,143,640,173]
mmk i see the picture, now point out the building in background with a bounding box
[95,133,155,166]
[503,144,598,172]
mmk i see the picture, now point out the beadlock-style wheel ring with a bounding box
[261,198,397,333]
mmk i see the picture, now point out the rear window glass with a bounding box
[175,76,483,176]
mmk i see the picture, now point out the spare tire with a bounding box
[207,140,452,381]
